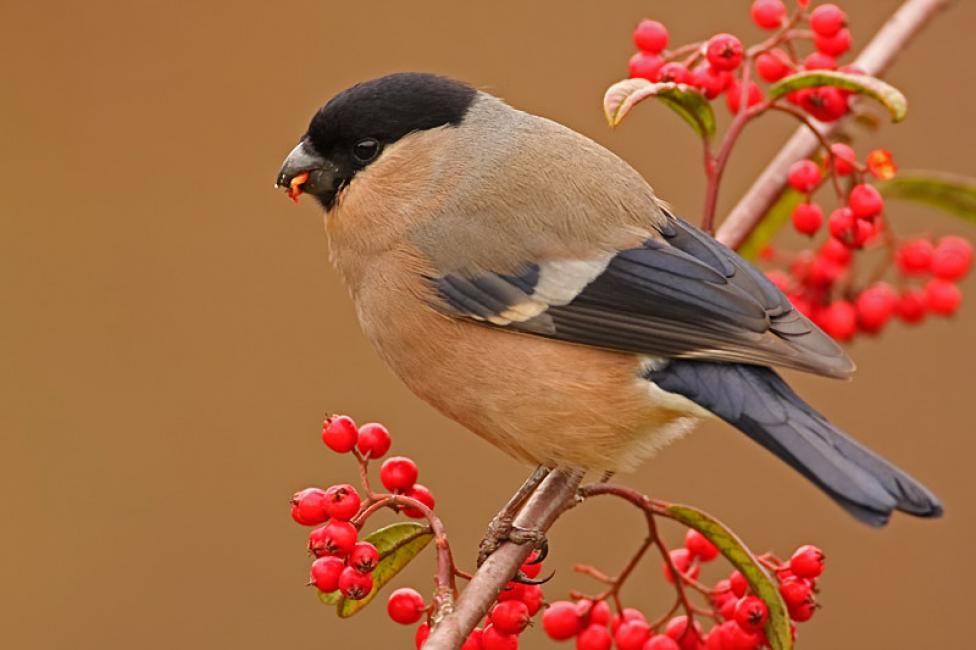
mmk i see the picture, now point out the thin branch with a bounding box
[715,0,952,248]
[423,469,583,649]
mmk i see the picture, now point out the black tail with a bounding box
[646,360,943,526]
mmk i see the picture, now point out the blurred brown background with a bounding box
[3,1,973,648]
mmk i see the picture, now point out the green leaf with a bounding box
[877,171,976,224]
[318,589,342,606]
[737,189,805,259]
[768,71,907,122]
[332,522,434,618]
[603,78,717,139]
[664,504,793,650]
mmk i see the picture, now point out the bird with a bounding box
[275,72,942,527]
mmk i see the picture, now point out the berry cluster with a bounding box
[399,551,546,649]
[624,2,971,343]
[761,145,972,341]
[290,415,436,601]
[629,2,859,121]
[541,533,825,650]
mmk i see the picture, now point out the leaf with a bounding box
[768,71,907,122]
[877,171,976,225]
[331,522,434,618]
[737,189,806,260]
[318,589,342,606]
[664,504,793,650]
[603,78,717,139]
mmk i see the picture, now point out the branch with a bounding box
[423,469,583,649]
[715,0,951,248]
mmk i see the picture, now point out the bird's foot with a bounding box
[476,466,551,569]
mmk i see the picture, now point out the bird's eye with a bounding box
[352,138,381,163]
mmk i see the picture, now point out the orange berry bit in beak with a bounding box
[287,172,310,204]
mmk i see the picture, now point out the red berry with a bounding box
[799,86,847,121]
[829,143,857,176]
[308,520,358,557]
[803,52,838,71]
[807,255,844,287]
[788,599,817,623]
[629,52,665,81]
[416,623,430,649]
[356,422,391,458]
[520,551,542,579]
[662,548,700,584]
[323,483,361,521]
[828,207,857,246]
[290,487,330,526]
[706,34,744,71]
[719,620,762,650]
[726,81,763,114]
[543,601,581,640]
[820,238,852,265]
[461,629,484,650]
[925,279,963,316]
[729,571,749,598]
[309,556,344,592]
[789,545,825,579]
[756,49,791,82]
[388,587,426,625]
[719,597,738,623]
[589,599,612,626]
[848,184,884,219]
[778,577,813,609]
[711,579,736,607]
[692,65,732,99]
[634,19,669,53]
[733,596,769,634]
[684,529,720,562]
[665,616,704,650]
[657,62,692,85]
[380,456,419,492]
[645,636,681,650]
[932,236,973,280]
[787,160,822,193]
[817,301,857,341]
[402,483,435,518]
[498,583,542,615]
[338,565,373,600]
[792,202,824,235]
[615,620,651,650]
[815,28,852,57]
[896,288,927,324]
[348,541,380,573]
[576,623,612,650]
[489,600,531,635]
[855,283,898,333]
[896,238,934,275]
[621,608,647,624]
[810,4,847,37]
[322,415,358,453]
[751,0,787,29]
[483,624,518,650]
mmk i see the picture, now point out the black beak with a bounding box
[275,139,340,205]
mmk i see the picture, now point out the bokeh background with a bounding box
[4,1,973,648]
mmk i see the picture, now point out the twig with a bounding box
[715,0,951,248]
[423,469,583,649]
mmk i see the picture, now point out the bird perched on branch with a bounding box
[276,72,941,527]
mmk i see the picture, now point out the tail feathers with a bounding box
[646,360,943,526]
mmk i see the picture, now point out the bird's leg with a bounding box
[477,465,551,568]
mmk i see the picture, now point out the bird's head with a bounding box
[275,72,477,210]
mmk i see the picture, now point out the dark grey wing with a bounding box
[431,212,854,379]
[646,360,942,525]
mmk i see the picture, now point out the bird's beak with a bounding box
[275,140,340,205]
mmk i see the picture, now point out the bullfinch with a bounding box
[276,72,941,526]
